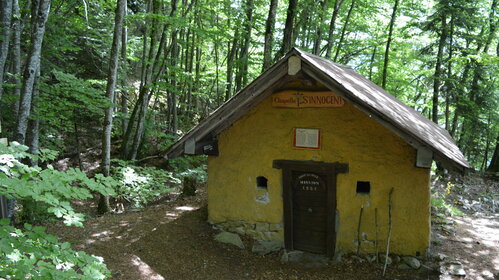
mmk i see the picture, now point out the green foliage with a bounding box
[110,160,181,208]
[0,142,117,226]
[0,219,111,279]
[37,70,111,151]
[431,182,464,217]
[0,142,114,279]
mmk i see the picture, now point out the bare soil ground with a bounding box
[432,214,499,280]
[46,187,444,280]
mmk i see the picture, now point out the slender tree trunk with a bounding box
[312,0,329,55]
[121,2,128,136]
[16,0,50,145]
[444,15,454,131]
[262,0,278,71]
[0,0,13,116]
[11,0,22,118]
[238,0,254,89]
[325,0,345,58]
[381,0,399,89]
[99,0,125,214]
[169,33,179,134]
[225,28,239,100]
[27,67,40,166]
[368,45,377,80]
[276,0,298,59]
[432,13,447,124]
[129,0,177,159]
[333,0,355,63]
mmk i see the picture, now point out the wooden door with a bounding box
[292,172,328,253]
[273,160,348,257]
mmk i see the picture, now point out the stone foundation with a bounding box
[217,220,284,243]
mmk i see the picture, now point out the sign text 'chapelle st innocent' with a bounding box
[272,90,344,108]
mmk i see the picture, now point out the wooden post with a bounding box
[375,207,379,262]
[383,188,394,276]
[356,205,364,254]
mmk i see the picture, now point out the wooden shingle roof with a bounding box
[165,48,470,171]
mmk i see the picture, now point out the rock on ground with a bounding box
[251,240,282,255]
[402,256,421,269]
[214,231,245,249]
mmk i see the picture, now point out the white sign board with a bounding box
[294,128,320,149]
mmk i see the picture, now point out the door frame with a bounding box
[273,160,348,257]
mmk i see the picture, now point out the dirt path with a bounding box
[434,214,499,280]
[47,188,439,280]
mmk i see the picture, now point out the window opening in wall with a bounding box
[356,181,370,195]
[256,176,268,190]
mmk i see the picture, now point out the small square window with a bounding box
[256,176,268,190]
[356,181,370,195]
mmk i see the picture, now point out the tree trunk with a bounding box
[432,13,447,124]
[27,67,40,166]
[238,0,254,89]
[381,0,399,89]
[225,28,239,100]
[444,15,454,131]
[16,0,50,145]
[262,0,278,71]
[276,0,297,59]
[11,0,22,118]
[312,0,329,55]
[120,2,128,136]
[99,0,125,215]
[325,0,345,59]
[487,136,499,172]
[0,0,13,114]
[169,33,179,134]
[333,0,355,63]
[368,45,377,80]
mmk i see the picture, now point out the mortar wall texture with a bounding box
[207,89,431,256]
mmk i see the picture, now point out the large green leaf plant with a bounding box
[0,141,118,279]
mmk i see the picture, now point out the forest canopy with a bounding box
[0,0,497,173]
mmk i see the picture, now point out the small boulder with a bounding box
[366,254,377,263]
[251,240,283,255]
[382,256,392,265]
[398,263,412,270]
[444,261,466,277]
[281,250,304,263]
[214,232,245,249]
[402,256,421,269]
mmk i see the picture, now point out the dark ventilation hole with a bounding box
[356,181,370,195]
[256,176,268,190]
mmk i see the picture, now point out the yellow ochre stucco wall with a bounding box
[207,87,431,256]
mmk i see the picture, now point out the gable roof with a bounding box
[165,48,470,171]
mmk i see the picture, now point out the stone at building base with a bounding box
[214,231,245,249]
[251,240,283,255]
[402,256,421,269]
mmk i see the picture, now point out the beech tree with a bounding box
[15,0,51,145]
[99,0,126,214]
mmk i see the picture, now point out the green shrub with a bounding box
[110,160,181,208]
[0,142,117,226]
[431,196,464,217]
[0,220,110,279]
[0,141,115,279]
